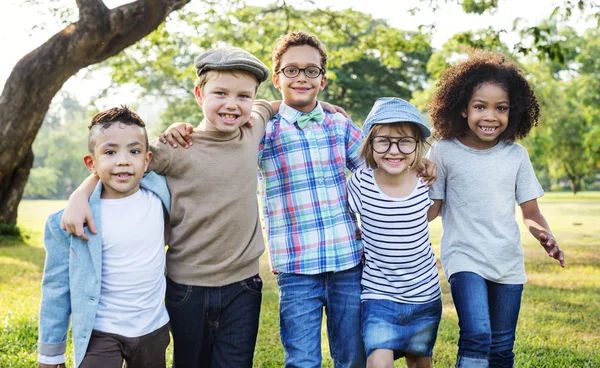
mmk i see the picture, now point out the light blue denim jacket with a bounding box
[37,173,171,367]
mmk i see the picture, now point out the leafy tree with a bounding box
[106,3,433,126]
[23,93,91,199]
[424,0,600,63]
[0,0,192,226]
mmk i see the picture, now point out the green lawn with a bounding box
[1,193,599,367]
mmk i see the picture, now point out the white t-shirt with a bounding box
[428,139,544,284]
[93,188,169,337]
[348,168,441,304]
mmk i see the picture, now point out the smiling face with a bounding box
[371,125,418,179]
[273,45,326,113]
[461,82,510,150]
[195,70,258,133]
[85,123,152,199]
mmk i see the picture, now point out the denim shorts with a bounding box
[361,298,442,359]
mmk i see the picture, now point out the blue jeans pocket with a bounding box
[165,278,192,307]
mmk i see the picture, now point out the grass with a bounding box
[1,193,599,367]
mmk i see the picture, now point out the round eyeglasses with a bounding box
[277,65,325,79]
[371,136,418,154]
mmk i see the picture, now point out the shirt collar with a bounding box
[279,101,325,126]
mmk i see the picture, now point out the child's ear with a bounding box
[144,151,153,172]
[272,72,281,90]
[319,74,327,91]
[461,110,467,118]
[194,85,203,106]
[83,154,97,175]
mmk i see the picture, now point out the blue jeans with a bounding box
[165,275,262,368]
[277,263,366,368]
[450,272,523,368]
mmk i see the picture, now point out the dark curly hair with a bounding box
[272,31,328,74]
[429,49,539,142]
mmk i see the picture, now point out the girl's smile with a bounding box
[460,82,510,150]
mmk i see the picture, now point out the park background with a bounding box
[1,0,599,366]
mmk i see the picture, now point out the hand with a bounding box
[355,228,362,241]
[416,158,437,187]
[159,123,194,148]
[539,233,565,267]
[60,192,95,240]
[39,363,66,368]
[321,101,349,118]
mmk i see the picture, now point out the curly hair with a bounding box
[271,31,328,73]
[429,49,539,142]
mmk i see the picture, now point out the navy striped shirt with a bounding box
[348,168,441,304]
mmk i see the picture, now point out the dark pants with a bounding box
[165,275,263,368]
[80,322,170,368]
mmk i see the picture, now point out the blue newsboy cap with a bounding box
[194,46,270,83]
[362,97,431,139]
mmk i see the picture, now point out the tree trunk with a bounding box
[0,0,190,226]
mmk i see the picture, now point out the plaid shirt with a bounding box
[258,102,364,274]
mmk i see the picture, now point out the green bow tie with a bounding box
[296,109,323,129]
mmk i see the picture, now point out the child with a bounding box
[261,31,366,367]
[60,47,276,367]
[38,106,171,368]
[427,50,565,367]
[347,97,442,368]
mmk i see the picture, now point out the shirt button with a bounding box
[306,131,312,136]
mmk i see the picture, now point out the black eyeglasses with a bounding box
[371,136,418,154]
[276,65,325,79]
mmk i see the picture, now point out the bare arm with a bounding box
[60,174,99,240]
[428,199,442,222]
[520,198,565,267]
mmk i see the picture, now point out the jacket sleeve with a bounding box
[37,211,71,361]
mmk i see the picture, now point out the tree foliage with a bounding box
[106,2,433,126]
[0,0,192,225]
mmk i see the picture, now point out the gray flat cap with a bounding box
[363,97,431,139]
[194,46,270,83]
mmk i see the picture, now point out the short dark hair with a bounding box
[88,105,148,152]
[272,32,328,74]
[429,49,540,142]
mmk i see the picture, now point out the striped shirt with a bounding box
[347,168,441,304]
[258,102,364,274]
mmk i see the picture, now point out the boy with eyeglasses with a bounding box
[259,31,366,367]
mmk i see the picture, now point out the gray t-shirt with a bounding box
[429,139,544,284]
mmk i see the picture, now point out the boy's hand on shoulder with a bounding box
[39,363,66,368]
[539,232,565,267]
[159,123,194,149]
[61,191,95,241]
[416,158,438,187]
[321,101,349,118]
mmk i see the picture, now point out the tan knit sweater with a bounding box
[149,100,273,286]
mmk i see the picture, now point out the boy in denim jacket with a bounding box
[38,107,171,367]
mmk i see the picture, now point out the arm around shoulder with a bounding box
[251,99,276,128]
